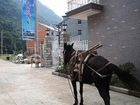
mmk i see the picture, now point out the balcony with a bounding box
[66,0,103,20]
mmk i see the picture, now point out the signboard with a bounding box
[22,0,35,40]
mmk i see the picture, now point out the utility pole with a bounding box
[34,0,38,55]
[56,24,61,67]
[1,30,3,56]
[34,0,40,68]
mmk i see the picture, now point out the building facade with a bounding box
[62,16,88,50]
[66,0,140,79]
[26,23,48,55]
[26,23,59,67]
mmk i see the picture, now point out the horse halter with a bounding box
[69,51,80,66]
[63,48,76,66]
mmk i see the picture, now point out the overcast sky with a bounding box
[38,0,68,17]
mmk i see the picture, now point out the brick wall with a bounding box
[26,23,47,55]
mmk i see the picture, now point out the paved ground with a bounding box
[0,59,140,105]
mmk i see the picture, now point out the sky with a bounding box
[38,0,68,17]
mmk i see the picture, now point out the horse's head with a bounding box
[63,43,75,67]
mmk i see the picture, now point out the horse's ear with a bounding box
[64,43,67,49]
[71,43,74,48]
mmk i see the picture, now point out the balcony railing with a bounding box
[68,0,100,11]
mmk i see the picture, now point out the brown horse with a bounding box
[63,43,136,105]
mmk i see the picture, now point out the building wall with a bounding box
[26,23,58,67]
[38,23,46,43]
[88,0,140,76]
[51,34,59,67]
[64,17,88,50]
[66,18,88,40]
[26,23,47,55]
[26,40,34,55]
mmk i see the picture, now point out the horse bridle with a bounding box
[69,51,77,64]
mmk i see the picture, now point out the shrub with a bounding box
[55,65,69,74]
[119,62,136,73]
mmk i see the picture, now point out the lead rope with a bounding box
[66,63,75,99]
[67,75,75,98]
[66,51,79,99]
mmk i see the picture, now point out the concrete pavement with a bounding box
[0,59,140,105]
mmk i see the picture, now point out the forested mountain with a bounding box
[37,1,62,25]
[0,0,62,54]
[0,0,24,54]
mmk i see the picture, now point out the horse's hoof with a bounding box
[80,103,83,105]
[73,102,78,105]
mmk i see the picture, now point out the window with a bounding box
[51,32,53,36]
[78,19,82,24]
[78,29,82,35]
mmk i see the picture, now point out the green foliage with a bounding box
[111,74,127,88]
[119,62,136,73]
[0,0,25,54]
[55,65,69,74]
[0,54,15,61]
[0,0,61,54]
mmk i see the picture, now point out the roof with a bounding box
[38,22,55,31]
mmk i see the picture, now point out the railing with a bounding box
[69,35,88,50]
[68,0,100,11]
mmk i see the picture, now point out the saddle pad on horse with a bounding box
[86,55,109,70]
[69,52,109,80]
[82,55,109,84]
[69,43,105,81]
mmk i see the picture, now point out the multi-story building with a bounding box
[62,16,88,50]
[26,23,50,55]
[66,0,140,79]
[26,23,58,67]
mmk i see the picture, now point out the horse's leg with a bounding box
[95,77,111,105]
[79,82,83,105]
[31,62,32,67]
[98,86,110,105]
[72,80,78,105]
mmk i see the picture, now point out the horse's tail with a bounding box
[109,63,140,91]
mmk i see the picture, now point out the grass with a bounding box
[0,54,15,61]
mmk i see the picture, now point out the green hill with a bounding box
[0,0,62,54]
[37,1,62,25]
[0,0,24,54]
